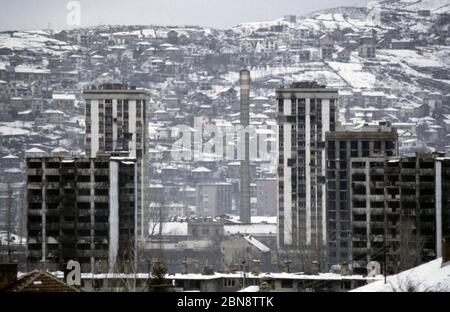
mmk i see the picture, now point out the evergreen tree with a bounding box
[148,260,171,292]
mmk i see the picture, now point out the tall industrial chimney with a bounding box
[239,69,251,223]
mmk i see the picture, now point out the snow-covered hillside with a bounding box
[0,31,78,55]
[381,0,450,13]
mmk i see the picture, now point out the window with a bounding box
[277,99,283,113]
[281,280,294,288]
[223,279,236,287]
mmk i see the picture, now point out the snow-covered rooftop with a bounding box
[351,258,450,292]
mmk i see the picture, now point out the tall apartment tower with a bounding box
[350,153,450,274]
[26,155,136,273]
[82,84,150,243]
[325,122,398,268]
[239,69,251,223]
[276,81,337,267]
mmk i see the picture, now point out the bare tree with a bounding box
[112,238,142,292]
[396,217,424,272]
[388,274,449,292]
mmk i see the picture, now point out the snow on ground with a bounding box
[378,49,443,68]
[289,69,346,88]
[238,285,260,292]
[227,215,276,224]
[224,224,277,235]
[151,221,277,236]
[0,31,77,55]
[223,64,322,83]
[0,121,37,136]
[351,258,450,292]
[223,63,346,88]
[328,61,377,89]
[386,0,450,13]
[0,231,26,246]
[243,235,270,253]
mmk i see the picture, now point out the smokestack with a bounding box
[239,69,251,224]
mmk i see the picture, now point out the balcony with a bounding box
[353,208,368,215]
[368,195,385,201]
[370,168,384,175]
[27,169,43,176]
[44,169,60,176]
[27,210,42,216]
[76,250,93,257]
[46,223,60,231]
[77,182,92,189]
[45,195,61,203]
[352,195,368,201]
[29,196,43,203]
[401,195,417,202]
[77,169,92,175]
[418,169,434,175]
[400,181,416,188]
[94,223,109,231]
[93,196,109,203]
[94,210,109,217]
[60,237,76,244]
[46,182,60,189]
[61,221,75,229]
[77,196,91,202]
[28,223,43,231]
[60,168,75,175]
[351,168,367,175]
[94,169,109,175]
[369,182,384,188]
[352,221,367,228]
[78,209,92,217]
[62,182,75,189]
[93,250,108,258]
[28,250,42,257]
[400,168,416,175]
[27,182,42,190]
[352,181,366,187]
[94,182,109,189]
[77,223,92,230]
[352,247,368,254]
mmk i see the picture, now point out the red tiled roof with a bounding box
[4,270,81,292]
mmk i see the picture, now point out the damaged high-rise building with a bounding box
[26,83,150,273]
[277,81,338,269]
[350,153,450,275]
[26,155,136,273]
[325,121,398,268]
[82,83,150,242]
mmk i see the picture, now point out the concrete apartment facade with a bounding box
[276,81,338,268]
[325,122,398,268]
[26,155,136,273]
[82,84,150,243]
[350,153,450,274]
